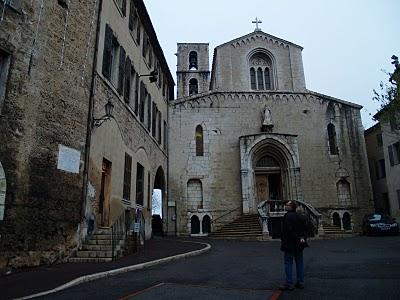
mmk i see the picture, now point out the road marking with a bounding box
[269,289,282,300]
[118,282,165,300]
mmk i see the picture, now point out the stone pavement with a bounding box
[0,238,209,300]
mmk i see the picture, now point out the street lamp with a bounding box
[140,70,158,83]
[92,100,114,128]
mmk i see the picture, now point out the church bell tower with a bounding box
[176,43,210,99]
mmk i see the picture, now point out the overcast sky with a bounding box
[145,0,399,129]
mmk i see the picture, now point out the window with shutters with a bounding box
[148,48,153,69]
[195,125,204,156]
[114,0,126,17]
[136,163,144,206]
[123,153,132,201]
[124,57,132,104]
[146,93,151,131]
[134,76,139,115]
[0,49,11,114]
[0,161,6,220]
[102,24,123,89]
[388,141,400,166]
[139,82,146,122]
[128,1,140,44]
[152,102,157,137]
[163,121,167,150]
[157,111,162,144]
[142,33,149,59]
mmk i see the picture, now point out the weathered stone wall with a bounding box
[0,1,98,270]
[168,91,373,234]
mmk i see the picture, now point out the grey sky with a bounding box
[145,0,399,128]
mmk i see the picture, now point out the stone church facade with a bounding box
[169,30,373,236]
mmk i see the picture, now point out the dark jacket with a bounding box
[280,211,308,253]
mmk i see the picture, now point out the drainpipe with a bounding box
[81,0,103,228]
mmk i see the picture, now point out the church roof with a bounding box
[214,30,303,50]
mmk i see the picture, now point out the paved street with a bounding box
[39,236,400,300]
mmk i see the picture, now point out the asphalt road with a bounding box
[39,236,400,300]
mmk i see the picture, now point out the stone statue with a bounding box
[263,106,273,126]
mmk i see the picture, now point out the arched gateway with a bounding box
[239,133,303,214]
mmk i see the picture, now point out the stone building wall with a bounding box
[168,91,373,234]
[0,0,99,269]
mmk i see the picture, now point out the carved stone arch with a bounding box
[241,94,247,101]
[248,94,254,101]
[282,95,289,102]
[255,94,260,101]
[240,134,302,214]
[295,95,302,102]
[275,95,281,101]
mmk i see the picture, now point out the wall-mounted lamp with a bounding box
[140,70,158,83]
[92,100,114,128]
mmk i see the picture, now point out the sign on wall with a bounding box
[57,145,81,174]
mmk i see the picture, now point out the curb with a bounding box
[18,241,211,300]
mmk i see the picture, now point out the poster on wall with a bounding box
[57,145,81,174]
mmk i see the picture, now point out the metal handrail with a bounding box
[211,206,242,224]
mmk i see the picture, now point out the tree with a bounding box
[373,55,400,126]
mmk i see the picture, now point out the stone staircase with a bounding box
[209,214,263,240]
[69,227,123,262]
[321,224,354,239]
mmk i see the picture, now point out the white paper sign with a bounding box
[57,145,81,174]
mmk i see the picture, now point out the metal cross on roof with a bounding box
[252,17,262,32]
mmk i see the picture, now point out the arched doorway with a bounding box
[342,212,351,230]
[240,134,301,214]
[191,215,200,234]
[152,167,166,236]
[254,155,283,206]
[332,212,341,227]
[202,215,211,234]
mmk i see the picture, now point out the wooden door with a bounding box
[256,174,269,205]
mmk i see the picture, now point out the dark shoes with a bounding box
[279,284,295,291]
[295,282,305,289]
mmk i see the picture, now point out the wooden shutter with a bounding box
[118,47,126,95]
[124,56,131,103]
[147,94,151,131]
[129,0,134,31]
[121,0,127,16]
[152,102,157,137]
[102,24,113,79]
[134,76,139,115]
[388,145,394,166]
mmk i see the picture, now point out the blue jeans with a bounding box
[284,251,304,286]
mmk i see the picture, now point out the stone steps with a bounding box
[209,214,263,240]
[69,227,124,263]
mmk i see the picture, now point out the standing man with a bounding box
[279,201,308,290]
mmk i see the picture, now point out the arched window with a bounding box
[0,162,6,220]
[191,215,200,234]
[195,125,204,156]
[337,179,351,206]
[264,68,271,89]
[202,215,211,233]
[249,52,274,90]
[257,68,264,90]
[328,123,338,155]
[189,78,198,96]
[189,51,198,70]
[250,68,256,90]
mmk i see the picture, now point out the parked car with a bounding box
[362,213,399,236]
